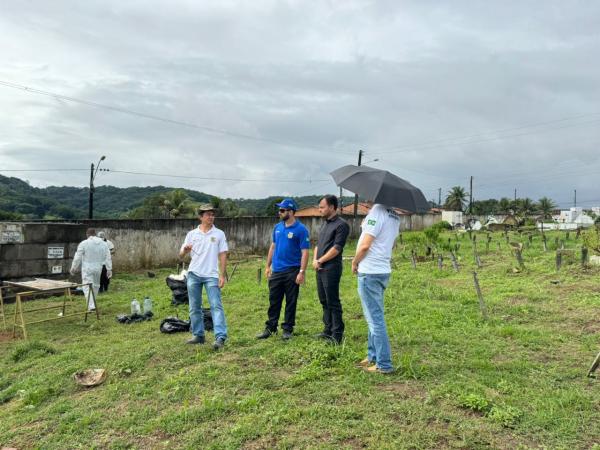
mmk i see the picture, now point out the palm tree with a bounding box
[161,189,194,218]
[444,186,467,211]
[537,197,556,219]
[515,198,536,216]
[498,197,512,214]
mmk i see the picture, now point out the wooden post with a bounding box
[566,231,570,240]
[257,268,262,284]
[450,251,460,272]
[399,233,403,245]
[485,239,490,254]
[437,254,443,270]
[410,250,417,269]
[472,272,489,321]
[542,234,548,252]
[0,286,6,331]
[515,249,524,268]
[588,351,600,378]
[576,227,581,239]
[475,253,482,268]
[582,247,589,268]
[556,250,562,272]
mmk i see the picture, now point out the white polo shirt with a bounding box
[181,226,228,278]
[357,204,400,274]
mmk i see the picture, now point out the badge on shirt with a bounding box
[288,232,294,239]
[211,237,217,243]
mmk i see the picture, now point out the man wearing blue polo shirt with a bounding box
[257,198,310,340]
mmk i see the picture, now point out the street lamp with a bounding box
[89,155,106,219]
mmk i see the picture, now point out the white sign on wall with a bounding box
[47,247,65,259]
[0,230,23,244]
[51,265,63,274]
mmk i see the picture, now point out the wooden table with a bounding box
[1,278,100,340]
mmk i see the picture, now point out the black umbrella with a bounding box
[330,165,430,213]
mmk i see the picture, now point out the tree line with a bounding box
[443,186,559,217]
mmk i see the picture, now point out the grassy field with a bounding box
[1,230,599,449]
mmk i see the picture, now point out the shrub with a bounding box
[582,228,600,255]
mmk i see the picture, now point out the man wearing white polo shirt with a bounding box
[351,203,400,374]
[179,204,229,350]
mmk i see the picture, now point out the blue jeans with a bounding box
[357,273,393,371]
[187,272,228,340]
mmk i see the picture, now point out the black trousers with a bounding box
[99,265,110,292]
[316,264,344,341]
[266,268,300,332]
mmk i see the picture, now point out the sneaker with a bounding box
[281,330,293,340]
[256,329,274,339]
[213,338,225,350]
[186,335,205,345]
[357,358,374,368]
[365,365,394,374]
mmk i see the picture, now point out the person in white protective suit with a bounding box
[70,228,112,310]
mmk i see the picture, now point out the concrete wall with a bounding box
[0,222,86,279]
[1,213,444,277]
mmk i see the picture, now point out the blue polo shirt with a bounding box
[272,219,310,272]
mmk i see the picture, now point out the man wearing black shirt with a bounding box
[313,195,350,344]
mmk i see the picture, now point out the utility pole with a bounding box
[88,163,95,219]
[353,149,363,218]
[339,186,343,213]
[468,176,473,215]
[438,188,442,208]
[514,188,517,202]
[89,156,106,219]
[574,189,577,207]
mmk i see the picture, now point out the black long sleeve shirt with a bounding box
[316,215,350,267]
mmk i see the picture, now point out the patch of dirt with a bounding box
[379,381,428,400]
[582,321,600,335]
[0,331,17,343]
[242,436,279,450]
[339,437,368,448]
[505,296,530,306]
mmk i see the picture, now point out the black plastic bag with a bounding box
[159,308,213,333]
[160,316,190,333]
[166,276,189,305]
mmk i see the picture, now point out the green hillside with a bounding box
[0,175,352,220]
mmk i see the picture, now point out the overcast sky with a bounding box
[1,1,599,207]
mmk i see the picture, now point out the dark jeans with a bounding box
[316,264,344,341]
[99,265,110,292]
[266,268,300,332]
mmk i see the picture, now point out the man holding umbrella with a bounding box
[352,204,400,373]
[330,164,429,374]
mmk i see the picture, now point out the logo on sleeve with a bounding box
[367,219,377,226]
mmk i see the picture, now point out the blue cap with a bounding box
[276,198,298,211]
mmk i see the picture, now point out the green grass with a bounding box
[1,230,599,449]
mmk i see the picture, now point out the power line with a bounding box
[0,167,330,183]
[107,169,330,183]
[0,168,88,172]
[0,80,355,156]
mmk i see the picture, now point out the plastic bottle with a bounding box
[131,298,141,315]
[143,296,153,314]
